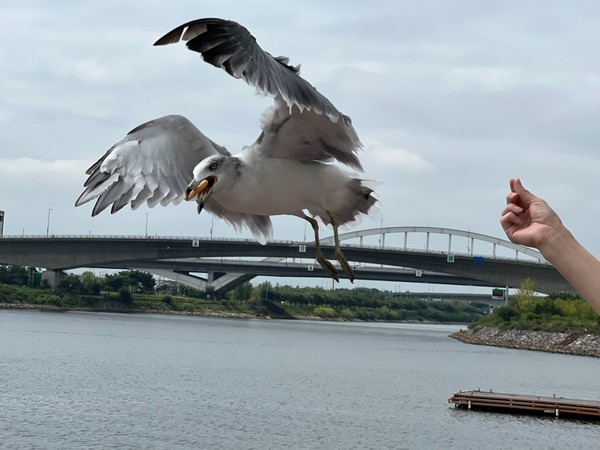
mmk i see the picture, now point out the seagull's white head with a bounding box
[185,155,239,212]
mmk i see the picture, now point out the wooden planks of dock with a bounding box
[449,390,600,420]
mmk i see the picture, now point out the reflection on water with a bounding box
[1,310,598,449]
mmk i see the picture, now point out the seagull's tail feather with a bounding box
[332,178,380,229]
[354,179,378,217]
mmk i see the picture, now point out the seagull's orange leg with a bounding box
[304,216,339,282]
[328,212,355,283]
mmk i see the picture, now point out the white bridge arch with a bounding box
[320,226,545,262]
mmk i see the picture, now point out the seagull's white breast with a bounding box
[213,153,349,218]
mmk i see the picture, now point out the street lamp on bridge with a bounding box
[46,208,52,237]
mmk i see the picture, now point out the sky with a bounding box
[1,1,599,291]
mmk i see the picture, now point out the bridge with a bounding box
[0,226,572,295]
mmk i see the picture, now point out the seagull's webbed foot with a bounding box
[335,249,355,283]
[305,215,339,282]
[329,212,355,283]
[316,250,339,282]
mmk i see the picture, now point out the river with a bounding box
[1,310,598,449]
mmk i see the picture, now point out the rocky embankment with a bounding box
[451,326,600,358]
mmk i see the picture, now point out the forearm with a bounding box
[539,226,600,315]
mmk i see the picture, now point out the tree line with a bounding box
[0,264,485,322]
[2,265,595,328]
[0,265,154,298]
[475,278,599,333]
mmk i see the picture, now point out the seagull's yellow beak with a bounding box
[185,176,218,203]
[185,178,209,201]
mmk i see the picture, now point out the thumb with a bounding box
[512,178,538,205]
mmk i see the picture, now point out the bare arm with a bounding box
[500,178,600,315]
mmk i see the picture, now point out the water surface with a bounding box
[1,310,598,449]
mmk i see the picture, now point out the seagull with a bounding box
[75,18,378,282]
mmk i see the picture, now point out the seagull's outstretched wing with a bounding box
[155,18,341,121]
[155,18,364,171]
[75,115,229,216]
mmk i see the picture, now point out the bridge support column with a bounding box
[41,269,65,288]
[145,269,208,292]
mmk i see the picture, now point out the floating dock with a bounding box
[449,390,600,420]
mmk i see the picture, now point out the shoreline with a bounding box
[451,326,600,358]
[0,302,455,324]
[0,302,333,321]
[0,302,263,319]
[6,303,598,358]
[0,303,450,324]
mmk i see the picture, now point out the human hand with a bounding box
[500,178,564,249]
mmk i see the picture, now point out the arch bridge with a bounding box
[0,226,570,295]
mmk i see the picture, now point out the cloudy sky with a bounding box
[1,1,599,289]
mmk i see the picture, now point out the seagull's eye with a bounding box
[209,162,218,171]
